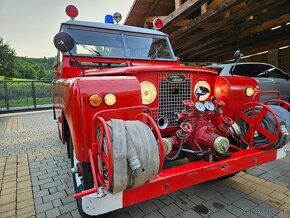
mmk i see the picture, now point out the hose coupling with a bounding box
[128,156,141,172]
[280,124,289,136]
[213,136,229,154]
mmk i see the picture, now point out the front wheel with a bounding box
[69,134,88,217]
[216,172,238,180]
[69,134,111,218]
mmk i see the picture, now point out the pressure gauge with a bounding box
[204,101,215,111]
[194,101,205,112]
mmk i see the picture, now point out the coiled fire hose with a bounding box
[237,105,290,149]
[102,119,160,194]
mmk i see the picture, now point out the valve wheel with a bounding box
[237,102,280,149]
[135,113,164,171]
[180,122,192,133]
[96,117,113,190]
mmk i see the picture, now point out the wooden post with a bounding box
[3,81,9,111]
[201,3,208,14]
[175,0,182,9]
[31,81,37,109]
[268,49,279,67]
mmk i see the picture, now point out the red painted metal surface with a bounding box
[214,76,259,120]
[51,17,288,216]
[122,148,277,207]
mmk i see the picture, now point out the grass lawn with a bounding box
[0,80,52,108]
[0,75,27,81]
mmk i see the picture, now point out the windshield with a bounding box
[65,27,174,60]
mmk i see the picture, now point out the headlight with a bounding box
[89,94,102,107]
[140,81,157,105]
[104,93,117,106]
[194,80,211,101]
[245,87,255,97]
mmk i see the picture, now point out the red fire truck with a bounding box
[52,5,290,217]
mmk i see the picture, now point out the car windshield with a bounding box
[65,27,174,60]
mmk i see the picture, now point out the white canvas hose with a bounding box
[105,119,160,194]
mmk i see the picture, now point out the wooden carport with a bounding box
[124,0,290,72]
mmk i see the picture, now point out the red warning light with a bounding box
[65,5,79,20]
[153,18,163,30]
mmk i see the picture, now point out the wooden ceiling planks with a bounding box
[124,0,290,62]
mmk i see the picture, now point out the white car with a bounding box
[207,62,290,102]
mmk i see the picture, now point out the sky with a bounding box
[0,0,135,58]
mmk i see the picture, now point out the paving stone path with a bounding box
[0,111,290,218]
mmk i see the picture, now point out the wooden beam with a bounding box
[240,14,290,37]
[145,16,167,23]
[172,0,286,54]
[201,2,208,14]
[225,10,231,18]
[172,19,193,26]
[142,0,161,27]
[189,26,290,61]
[175,0,182,9]
[169,0,239,42]
[230,2,290,38]
[162,0,209,27]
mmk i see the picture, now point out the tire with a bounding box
[66,131,71,159]
[69,134,89,217]
[216,172,238,180]
[69,133,111,218]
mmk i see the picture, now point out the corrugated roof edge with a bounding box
[61,20,166,36]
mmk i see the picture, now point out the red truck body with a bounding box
[52,10,289,217]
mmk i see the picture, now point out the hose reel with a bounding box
[237,101,290,149]
[96,115,163,193]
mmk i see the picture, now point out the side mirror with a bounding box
[231,50,243,76]
[234,50,242,62]
[53,32,75,53]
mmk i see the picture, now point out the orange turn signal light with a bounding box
[89,94,102,107]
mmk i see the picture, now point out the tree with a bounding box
[0,37,16,78]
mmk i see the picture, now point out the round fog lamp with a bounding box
[89,94,102,107]
[140,81,157,105]
[104,93,117,106]
[245,87,255,97]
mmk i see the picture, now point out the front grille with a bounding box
[151,73,192,128]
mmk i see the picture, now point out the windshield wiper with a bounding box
[75,41,102,56]
[148,44,164,59]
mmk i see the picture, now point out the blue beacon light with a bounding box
[105,15,114,24]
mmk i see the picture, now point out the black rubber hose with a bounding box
[237,106,284,149]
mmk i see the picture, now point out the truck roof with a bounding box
[61,20,167,36]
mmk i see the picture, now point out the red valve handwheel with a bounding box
[96,117,113,190]
[180,122,193,133]
[237,102,280,149]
